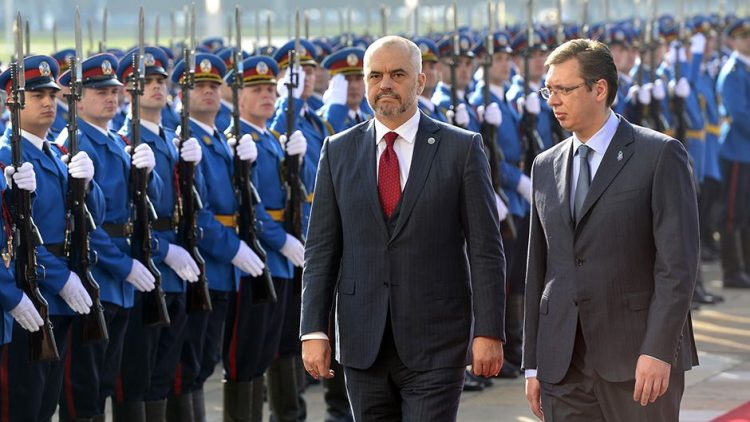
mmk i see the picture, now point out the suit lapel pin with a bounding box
[428,137,435,145]
[617,150,623,161]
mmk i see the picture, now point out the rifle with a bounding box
[449,2,460,121]
[230,6,277,304]
[646,0,669,133]
[177,4,212,313]
[521,0,545,174]
[129,8,170,328]
[9,13,59,362]
[633,16,648,126]
[66,8,108,343]
[284,11,306,296]
[481,2,517,240]
[671,1,688,144]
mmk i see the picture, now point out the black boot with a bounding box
[267,357,301,422]
[497,359,521,379]
[249,377,265,422]
[93,415,105,422]
[166,393,194,422]
[223,381,254,422]
[192,389,206,422]
[462,371,485,391]
[694,270,724,304]
[73,419,94,422]
[722,228,743,283]
[112,401,147,422]
[145,400,167,422]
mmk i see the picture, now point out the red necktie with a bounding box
[378,131,401,219]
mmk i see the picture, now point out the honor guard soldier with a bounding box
[413,37,447,122]
[271,39,336,187]
[157,46,181,133]
[114,45,204,420]
[604,25,638,119]
[0,54,104,421]
[50,49,76,141]
[222,54,314,422]
[433,33,482,132]
[199,37,225,54]
[717,17,750,288]
[469,30,529,379]
[215,47,250,133]
[269,38,327,422]
[169,52,266,422]
[63,48,164,420]
[507,29,557,151]
[690,15,725,261]
[309,38,334,112]
[318,47,372,133]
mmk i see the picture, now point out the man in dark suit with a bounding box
[523,39,699,421]
[300,35,506,421]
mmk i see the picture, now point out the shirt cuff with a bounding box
[525,369,538,378]
[301,331,329,341]
[643,354,669,365]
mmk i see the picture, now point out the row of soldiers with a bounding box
[0,6,748,422]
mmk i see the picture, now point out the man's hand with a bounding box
[525,376,544,420]
[633,355,671,406]
[471,336,503,377]
[301,339,335,380]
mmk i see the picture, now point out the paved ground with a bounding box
[85,260,750,421]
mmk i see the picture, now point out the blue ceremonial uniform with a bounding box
[161,102,180,132]
[468,82,528,218]
[506,75,556,150]
[418,97,447,122]
[432,82,481,133]
[0,177,23,346]
[49,100,69,141]
[216,101,233,133]
[717,52,750,163]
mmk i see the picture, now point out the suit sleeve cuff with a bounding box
[642,354,670,366]
[301,331,329,341]
[525,369,538,378]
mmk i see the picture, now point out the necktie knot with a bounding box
[383,131,398,149]
[577,144,591,159]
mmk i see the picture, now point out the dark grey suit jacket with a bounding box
[522,116,700,384]
[301,114,506,371]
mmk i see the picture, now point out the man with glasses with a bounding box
[524,39,699,421]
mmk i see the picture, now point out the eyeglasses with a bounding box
[539,82,588,100]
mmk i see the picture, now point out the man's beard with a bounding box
[373,91,414,117]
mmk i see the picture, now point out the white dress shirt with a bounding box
[301,109,421,343]
[21,130,47,151]
[374,109,420,191]
[190,117,219,136]
[141,120,161,137]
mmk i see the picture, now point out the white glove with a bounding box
[518,92,541,115]
[172,137,202,163]
[228,134,259,162]
[277,65,306,99]
[671,77,691,98]
[668,41,688,64]
[323,74,348,106]
[652,79,666,101]
[231,240,265,277]
[126,143,157,173]
[516,174,533,204]
[59,272,93,314]
[164,243,200,282]
[690,32,707,55]
[281,130,307,157]
[446,103,470,127]
[627,85,639,104]
[68,151,95,187]
[9,293,44,332]
[126,259,156,292]
[478,102,502,127]
[280,234,304,267]
[637,83,652,105]
[494,193,509,222]
[4,162,36,192]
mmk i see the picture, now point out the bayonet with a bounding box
[53,20,58,53]
[170,12,176,52]
[347,8,353,46]
[100,8,108,53]
[87,17,94,57]
[304,10,310,39]
[25,19,30,56]
[155,13,161,46]
[557,0,564,45]
[381,5,388,37]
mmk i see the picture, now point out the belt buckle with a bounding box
[125,222,134,237]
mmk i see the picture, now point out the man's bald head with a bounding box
[365,36,422,75]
